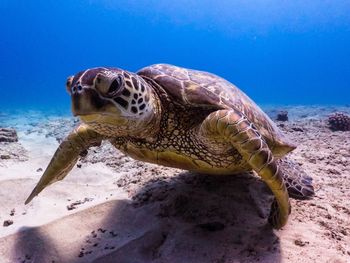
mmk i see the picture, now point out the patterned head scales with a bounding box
[66,67,152,118]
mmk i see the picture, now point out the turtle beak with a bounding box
[70,86,108,116]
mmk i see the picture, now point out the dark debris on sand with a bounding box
[66,197,93,211]
[3,220,13,227]
[77,227,120,258]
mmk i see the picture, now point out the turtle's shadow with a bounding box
[10,171,282,263]
[95,171,282,263]
[9,226,59,263]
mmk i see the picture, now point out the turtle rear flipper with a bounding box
[278,158,315,200]
[200,109,291,229]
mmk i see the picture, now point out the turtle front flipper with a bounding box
[277,157,315,200]
[200,109,291,229]
[25,124,103,205]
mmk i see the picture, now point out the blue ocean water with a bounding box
[1,0,350,112]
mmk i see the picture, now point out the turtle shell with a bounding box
[137,64,296,157]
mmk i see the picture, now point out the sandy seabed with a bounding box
[0,106,349,263]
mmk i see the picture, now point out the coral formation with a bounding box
[328,112,350,131]
[276,111,289,121]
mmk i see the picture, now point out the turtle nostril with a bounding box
[71,85,83,94]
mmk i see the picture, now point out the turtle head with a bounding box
[66,67,160,137]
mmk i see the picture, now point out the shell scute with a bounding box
[184,82,222,106]
[171,68,188,80]
[155,75,185,102]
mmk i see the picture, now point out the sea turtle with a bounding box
[25,64,314,229]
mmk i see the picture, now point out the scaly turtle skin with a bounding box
[25,64,314,229]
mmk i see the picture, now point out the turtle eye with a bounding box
[106,75,123,97]
[96,76,102,84]
[94,73,123,97]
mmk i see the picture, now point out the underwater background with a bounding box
[1,0,350,112]
[1,2,350,262]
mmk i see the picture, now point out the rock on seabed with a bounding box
[0,128,18,143]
